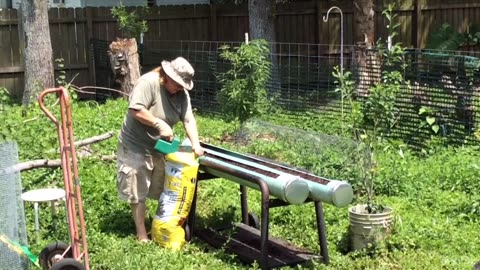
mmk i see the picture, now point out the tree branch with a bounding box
[75,131,115,148]
[48,131,115,153]
[2,131,116,174]
[7,159,62,173]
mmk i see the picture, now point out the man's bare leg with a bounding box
[131,202,148,241]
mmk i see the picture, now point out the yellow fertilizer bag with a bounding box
[152,148,198,251]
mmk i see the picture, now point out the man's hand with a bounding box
[153,119,174,142]
[192,144,205,157]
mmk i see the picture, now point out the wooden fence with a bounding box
[1,0,480,98]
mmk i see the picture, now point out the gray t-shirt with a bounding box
[118,71,193,155]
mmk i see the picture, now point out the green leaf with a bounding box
[426,116,436,125]
[419,107,428,115]
[432,125,440,134]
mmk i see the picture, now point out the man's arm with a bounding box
[130,108,173,141]
[129,108,157,126]
[183,116,204,156]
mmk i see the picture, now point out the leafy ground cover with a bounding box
[1,97,479,269]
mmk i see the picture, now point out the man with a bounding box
[117,57,204,242]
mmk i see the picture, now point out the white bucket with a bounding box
[348,204,393,250]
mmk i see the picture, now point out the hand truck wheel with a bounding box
[39,241,72,270]
[50,258,85,270]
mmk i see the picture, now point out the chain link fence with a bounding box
[0,141,29,270]
[92,39,480,145]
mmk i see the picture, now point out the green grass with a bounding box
[1,98,479,269]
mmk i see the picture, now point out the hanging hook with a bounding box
[323,6,344,74]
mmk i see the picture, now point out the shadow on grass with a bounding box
[337,230,352,255]
[192,204,237,230]
[98,208,135,237]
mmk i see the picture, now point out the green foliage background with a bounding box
[1,94,479,269]
[111,3,148,39]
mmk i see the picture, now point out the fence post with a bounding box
[85,7,96,86]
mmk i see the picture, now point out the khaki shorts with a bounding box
[116,143,165,203]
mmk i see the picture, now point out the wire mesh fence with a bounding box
[91,39,480,145]
[233,119,369,185]
[0,141,29,270]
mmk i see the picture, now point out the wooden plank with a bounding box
[192,17,207,41]
[0,73,21,99]
[49,8,62,61]
[398,11,411,47]
[92,7,108,41]
[75,8,87,65]
[84,7,95,86]
[0,9,12,69]
[276,9,316,16]
[63,8,74,65]
[316,1,322,45]
[0,64,88,74]
[345,10,354,45]
[0,7,212,25]
[413,0,421,48]
[11,9,19,65]
[146,7,159,41]
[104,6,118,41]
[422,2,480,10]
[45,17,87,24]
[307,11,316,44]
[209,4,217,41]
[0,66,23,73]
[215,3,247,17]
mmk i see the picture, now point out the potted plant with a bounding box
[334,4,404,251]
[333,64,396,251]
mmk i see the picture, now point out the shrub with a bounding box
[217,39,273,124]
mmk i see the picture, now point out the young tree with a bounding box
[19,0,54,107]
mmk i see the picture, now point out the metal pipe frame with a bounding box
[199,142,353,207]
[189,161,330,268]
[198,158,271,269]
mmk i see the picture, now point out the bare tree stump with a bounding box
[108,38,141,98]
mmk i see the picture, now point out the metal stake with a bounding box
[323,6,344,74]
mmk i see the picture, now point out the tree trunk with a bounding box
[108,38,141,98]
[248,0,275,42]
[353,0,375,47]
[19,0,54,107]
[353,0,378,98]
[248,0,279,96]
